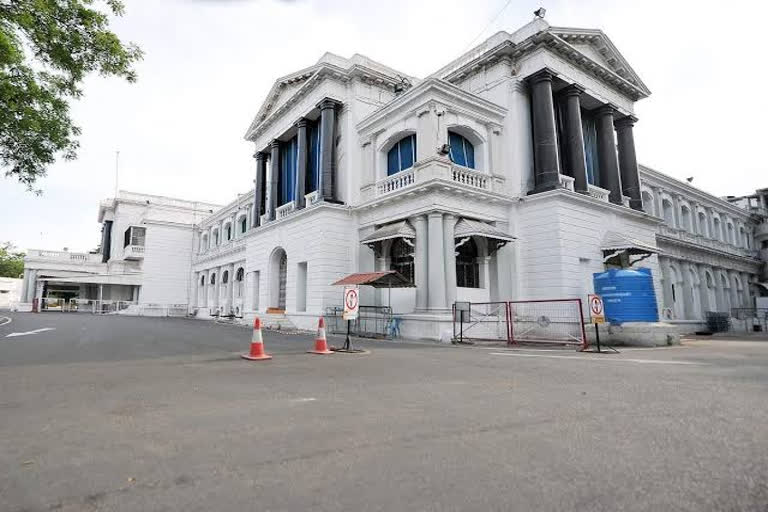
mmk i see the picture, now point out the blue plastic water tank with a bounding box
[593,268,659,324]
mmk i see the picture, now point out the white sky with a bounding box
[1,0,766,253]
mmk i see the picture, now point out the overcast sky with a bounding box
[2,0,766,253]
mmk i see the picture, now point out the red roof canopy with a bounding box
[332,271,414,288]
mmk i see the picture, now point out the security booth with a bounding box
[326,271,414,338]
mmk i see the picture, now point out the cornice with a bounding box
[656,235,760,269]
[639,165,754,220]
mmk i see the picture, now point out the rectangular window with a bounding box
[581,112,600,186]
[399,135,414,170]
[123,226,146,247]
[296,262,307,312]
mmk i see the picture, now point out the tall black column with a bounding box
[253,151,267,226]
[268,140,280,220]
[528,69,561,194]
[595,105,622,205]
[563,85,589,194]
[616,115,642,211]
[317,98,341,202]
[295,118,308,209]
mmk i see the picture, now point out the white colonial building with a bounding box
[20,191,218,310]
[21,16,768,338]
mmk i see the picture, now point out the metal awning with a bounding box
[601,231,661,265]
[454,218,516,243]
[332,271,414,289]
[756,282,768,291]
[361,221,415,245]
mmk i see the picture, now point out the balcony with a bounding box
[26,249,102,264]
[123,245,145,260]
[556,175,613,204]
[363,157,505,203]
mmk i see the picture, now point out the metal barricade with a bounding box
[730,308,768,333]
[68,298,96,313]
[324,305,393,338]
[452,302,510,343]
[509,299,587,348]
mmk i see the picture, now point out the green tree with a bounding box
[0,242,24,278]
[0,0,142,191]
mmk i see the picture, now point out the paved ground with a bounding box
[1,312,767,511]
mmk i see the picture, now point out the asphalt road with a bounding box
[1,312,767,511]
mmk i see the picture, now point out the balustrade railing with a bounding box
[587,184,610,203]
[275,202,296,220]
[559,175,575,192]
[377,169,415,196]
[451,166,489,190]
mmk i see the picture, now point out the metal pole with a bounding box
[344,319,351,351]
[594,323,601,353]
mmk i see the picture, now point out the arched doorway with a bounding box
[269,248,288,311]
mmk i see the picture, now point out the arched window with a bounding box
[456,237,480,288]
[210,273,216,285]
[225,223,232,241]
[387,134,416,176]
[236,268,245,298]
[680,206,691,232]
[662,199,674,226]
[240,216,247,235]
[641,191,654,216]
[727,223,734,244]
[213,229,219,246]
[222,270,229,284]
[200,234,208,252]
[236,267,244,281]
[448,132,475,169]
[390,238,414,284]
[713,217,721,240]
[200,275,205,286]
[697,211,707,236]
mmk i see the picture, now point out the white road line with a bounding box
[0,317,11,327]
[290,397,317,403]
[489,352,705,365]
[5,327,56,338]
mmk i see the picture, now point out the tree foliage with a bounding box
[0,242,24,278]
[0,0,142,191]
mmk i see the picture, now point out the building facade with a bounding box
[20,191,218,310]
[20,17,768,337]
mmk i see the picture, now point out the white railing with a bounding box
[451,166,489,190]
[588,184,611,203]
[377,168,415,196]
[27,249,100,262]
[305,190,320,206]
[559,175,575,192]
[276,202,296,220]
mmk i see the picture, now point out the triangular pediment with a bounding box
[548,27,650,96]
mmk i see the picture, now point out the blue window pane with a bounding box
[449,132,466,166]
[279,137,297,205]
[387,145,400,176]
[465,138,475,169]
[399,134,414,170]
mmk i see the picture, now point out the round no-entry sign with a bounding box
[588,294,605,324]
[343,286,359,320]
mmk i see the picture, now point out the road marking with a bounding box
[290,397,317,403]
[0,317,11,327]
[5,327,56,338]
[490,352,705,365]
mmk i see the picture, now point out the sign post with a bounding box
[341,286,359,351]
[588,294,605,353]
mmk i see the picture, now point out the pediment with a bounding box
[548,27,650,96]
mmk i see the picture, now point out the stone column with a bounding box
[295,118,308,209]
[706,207,716,239]
[528,69,560,193]
[562,85,589,194]
[427,212,447,310]
[26,270,38,303]
[659,257,673,311]
[20,268,30,303]
[730,271,740,310]
[228,264,236,313]
[615,115,642,210]
[317,98,341,202]
[682,264,695,319]
[443,214,457,307]
[412,215,429,311]
[254,152,267,226]
[266,140,280,221]
[690,202,700,236]
[192,271,199,308]
[595,105,622,205]
[672,195,682,230]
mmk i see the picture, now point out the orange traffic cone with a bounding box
[308,316,332,355]
[241,317,272,361]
